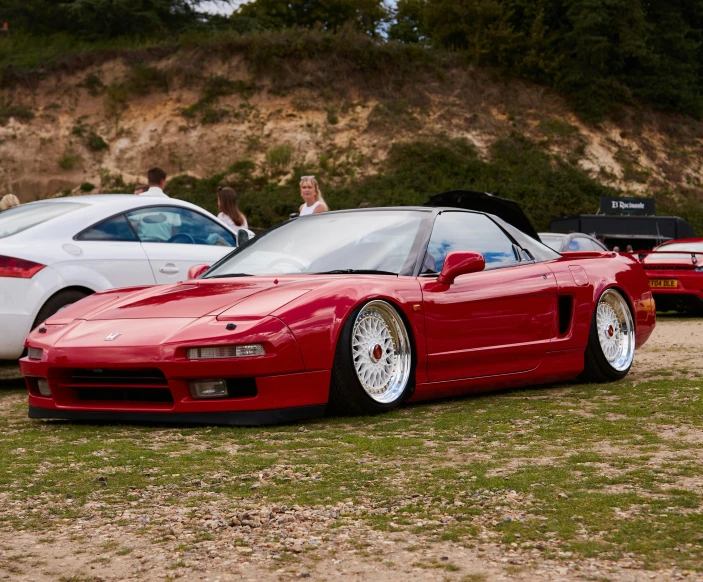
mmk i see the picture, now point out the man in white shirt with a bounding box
[140,167,169,197]
[135,167,181,240]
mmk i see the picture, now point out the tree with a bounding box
[425,0,521,66]
[628,0,703,116]
[388,0,428,44]
[2,0,210,39]
[234,0,388,36]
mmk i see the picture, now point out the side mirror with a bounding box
[188,264,210,280]
[237,230,250,246]
[437,251,485,285]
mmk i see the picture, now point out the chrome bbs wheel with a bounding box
[351,300,411,404]
[596,289,635,372]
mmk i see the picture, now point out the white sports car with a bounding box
[0,195,253,359]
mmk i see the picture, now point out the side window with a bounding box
[426,212,518,273]
[125,206,235,247]
[76,214,138,242]
[568,237,593,251]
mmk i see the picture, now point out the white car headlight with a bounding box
[186,344,265,360]
[28,347,43,360]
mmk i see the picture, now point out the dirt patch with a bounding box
[630,318,703,378]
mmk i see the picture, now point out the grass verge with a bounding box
[0,361,702,573]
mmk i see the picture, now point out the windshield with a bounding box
[658,242,703,253]
[0,202,87,239]
[205,210,428,278]
[539,234,564,251]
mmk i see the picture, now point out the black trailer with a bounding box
[550,214,696,251]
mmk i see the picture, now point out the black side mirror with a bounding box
[237,230,250,246]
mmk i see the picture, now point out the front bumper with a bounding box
[28,403,326,426]
[23,368,331,424]
[21,315,331,424]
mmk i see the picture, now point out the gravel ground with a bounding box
[1,318,702,582]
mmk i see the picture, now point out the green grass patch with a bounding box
[1,367,703,572]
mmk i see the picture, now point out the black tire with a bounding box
[581,288,635,383]
[328,300,414,416]
[32,290,91,330]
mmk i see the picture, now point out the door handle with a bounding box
[159,264,179,274]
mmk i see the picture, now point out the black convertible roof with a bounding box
[424,190,540,241]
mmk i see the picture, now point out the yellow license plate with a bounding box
[649,279,678,288]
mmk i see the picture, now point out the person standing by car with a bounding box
[216,187,248,234]
[299,176,329,215]
[135,168,180,240]
[0,194,20,211]
[141,168,169,197]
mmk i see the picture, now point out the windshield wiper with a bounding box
[311,269,398,276]
[205,273,252,279]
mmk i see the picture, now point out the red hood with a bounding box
[47,278,320,323]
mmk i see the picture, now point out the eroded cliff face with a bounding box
[2,51,703,202]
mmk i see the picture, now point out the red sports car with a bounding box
[638,238,703,313]
[20,207,656,425]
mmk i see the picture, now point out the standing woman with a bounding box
[217,187,248,233]
[299,176,329,215]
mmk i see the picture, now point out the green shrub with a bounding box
[200,106,229,124]
[81,73,105,96]
[125,62,168,93]
[265,144,293,172]
[326,106,339,125]
[366,99,420,131]
[202,76,257,101]
[538,119,580,138]
[180,75,257,124]
[58,148,81,170]
[0,100,34,125]
[71,123,86,137]
[80,182,95,192]
[104,82,128,118]
[87,131,109,151]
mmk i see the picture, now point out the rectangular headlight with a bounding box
[189,379,228,399]
[37,378,51,397]
[187,344,265,360]
[28,347,43,360]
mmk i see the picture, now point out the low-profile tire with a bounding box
[328,300,414,416]
[581,288,635,383]
[32,289,91,330]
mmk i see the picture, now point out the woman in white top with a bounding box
[217,187,248,233]
[299,176,329,216]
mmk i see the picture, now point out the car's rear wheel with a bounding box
[329,300,413,415]
[581,288,635,382]
[32,290,91,330]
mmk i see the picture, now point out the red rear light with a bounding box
[0,255,45,278]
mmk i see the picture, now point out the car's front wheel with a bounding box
[329,300,413,415]
[582,288,636,382]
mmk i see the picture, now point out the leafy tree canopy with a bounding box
[233,0,388,36]
[2,0,210,39]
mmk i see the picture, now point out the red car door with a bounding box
[420,211,558,382]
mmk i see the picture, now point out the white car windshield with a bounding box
[539,234,564,251]
[658,242,703,253]
[0,202,88,239]
[205,210,428,278]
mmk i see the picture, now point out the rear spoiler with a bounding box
[630,250,703,265]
